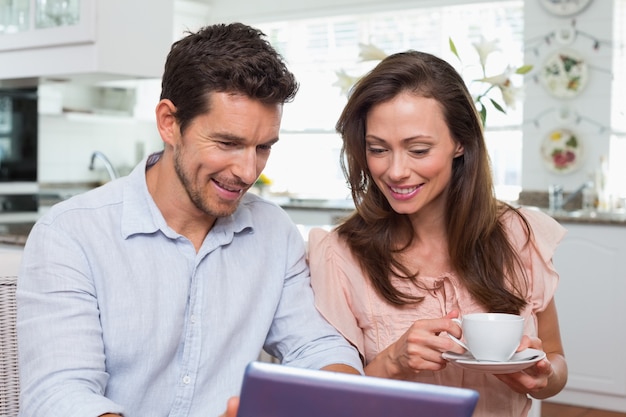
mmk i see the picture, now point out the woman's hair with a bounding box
[336,50,530,313]
[160,22,299,134]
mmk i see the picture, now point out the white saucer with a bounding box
[442,348,546,374]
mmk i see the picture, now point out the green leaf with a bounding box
[449,37,460,60]
[479,104,487,127]
[489,98,506,114]
[561,55,579,72]
[515,64,533,75]
[566,135,578,148]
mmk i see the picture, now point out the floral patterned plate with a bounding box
[540,128,584,174]
[539,49,589,99]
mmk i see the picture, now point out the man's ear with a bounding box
[155,99,179,145]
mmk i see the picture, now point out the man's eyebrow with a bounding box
[212,132,280,146]
[212,132,245,142]
[264,137,280,146]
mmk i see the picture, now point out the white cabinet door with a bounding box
[0,0,174,81]
[549,223,626,412]
[0,0,95,52]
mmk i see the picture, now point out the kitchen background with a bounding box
[0,0,623,208]
[1,0,626,415]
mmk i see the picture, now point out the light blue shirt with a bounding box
[17,154,362,417]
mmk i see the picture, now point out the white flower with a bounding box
[358,43,388,61]
[500,84,520,109]
[472,37,499,70]
[479,73,509,86]
[496,79,520,109]
[333,70,362,96]
[335,36,532,126]
[478,66,525,109]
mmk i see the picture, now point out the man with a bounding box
[17,23,362,417]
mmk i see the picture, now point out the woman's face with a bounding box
[365,92,464,218]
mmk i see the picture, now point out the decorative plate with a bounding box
[540,128,584,174]
[539,49,589,99]
[539,0,593,17]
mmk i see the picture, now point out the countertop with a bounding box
[269,196,355,211]
[0,222,34,246]
[539,208,626,226]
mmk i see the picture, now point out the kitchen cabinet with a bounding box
[0,0,92,52]
[0,0,174,83]
[548,222,626,412]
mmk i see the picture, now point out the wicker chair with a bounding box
[0,249,22,417]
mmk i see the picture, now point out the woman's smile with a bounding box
[388,184,422,200]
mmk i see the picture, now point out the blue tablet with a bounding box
[237,361,479,417]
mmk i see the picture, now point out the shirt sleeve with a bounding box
[17,221,125,417]
[262,223,364,373]
[508,207,567,313]
[307,228,365,355]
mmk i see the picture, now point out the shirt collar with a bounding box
[119,152,255,243]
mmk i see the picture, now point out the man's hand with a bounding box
[220,396,240,417]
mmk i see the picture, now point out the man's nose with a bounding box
[232,148,259,185]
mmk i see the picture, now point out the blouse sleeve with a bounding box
[307,228,365,355]
[508,207,567,313]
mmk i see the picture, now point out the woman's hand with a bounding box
[364,311,466,379]
[495,300,568,399]
[494,335,554,393]
[495,334,566,399]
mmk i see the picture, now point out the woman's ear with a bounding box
[454,142,465,158]
[155,99,179,146]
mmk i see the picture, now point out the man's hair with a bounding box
[160,22,299,134]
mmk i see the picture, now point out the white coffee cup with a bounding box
[449,313,524,362]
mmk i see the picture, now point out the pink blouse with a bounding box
[308,207,566,417]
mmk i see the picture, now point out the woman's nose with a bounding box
[387,153,410,180]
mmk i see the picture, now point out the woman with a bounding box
[308,50,568,417]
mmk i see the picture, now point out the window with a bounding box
[257,1,525,201]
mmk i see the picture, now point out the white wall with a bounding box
[522,0,613,191]
[38,114,162,184]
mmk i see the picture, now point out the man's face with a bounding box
[173,92,282,218]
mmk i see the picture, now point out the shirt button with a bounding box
[183,375,191,384]
[190,315,197,324]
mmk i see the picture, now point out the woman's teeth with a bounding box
[391,186,418,195]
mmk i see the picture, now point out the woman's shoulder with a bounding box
[309,226,348,252]
[508,206,566,234]
[308,226,363,267]
[502,205,567,257]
